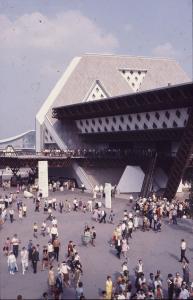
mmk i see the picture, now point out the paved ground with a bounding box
[0,188,193,299]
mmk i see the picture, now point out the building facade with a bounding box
[36,54,191,196]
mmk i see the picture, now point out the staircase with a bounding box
[164,109,193,201]
[140,152,157,198]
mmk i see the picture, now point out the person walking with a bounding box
[99,210,107,223]
[33,222,38,238]
[105,276,113,300]
[59,200,64,213]
[18,207,23,221]
[53,237,60,262]
[11,234,20,258]
[179,239,189,263]
[167,273,174,300]
[48,266,56,296]
[51,225,58,243]
[115,237,122,259]
[22,204,27,217]
[91,226,96,247]
[55,272,63,299]
[9,207,14,223]
[20,246,28,275]
[108,210,115,224]
[122,238,129,259]
[7,251,18,275]
[182,261,190,284]
[31,246,39,273]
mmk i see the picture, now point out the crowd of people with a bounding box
[0,183,193,299]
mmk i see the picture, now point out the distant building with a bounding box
[0,130,35,151]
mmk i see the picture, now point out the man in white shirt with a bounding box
[179,239,189,263]
[50,225,58,243]
[20,246,28,275]
[179,283,190,299]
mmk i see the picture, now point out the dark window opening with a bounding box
[105,118,109,124]
[128,115,132,122]
[137,114,141,121]
[119,125,123,131]
[153,122,157,129]
[111,126,115,131]
[113,117,116,124]
[120,116,124,123]
[176,110,181,118]
[173,121,178,128]
[162,122,167,128]
[135,124,139,130]
[143,123,148,130]
[127,124,130,130]
[146,113,150,121]
[92,119,95,125]
[165,111,170,119]
[155,112,160,120]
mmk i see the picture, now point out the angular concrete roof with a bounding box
[36,53,189,151]
[47,54,189,123]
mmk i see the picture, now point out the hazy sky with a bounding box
[0,0,192,139]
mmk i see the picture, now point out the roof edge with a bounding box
[0,130,35,144]
[36,56,82,125]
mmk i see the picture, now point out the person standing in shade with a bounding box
[179,239,189,263]
[31,246,39,273]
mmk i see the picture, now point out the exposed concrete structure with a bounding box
[35,54,191,196]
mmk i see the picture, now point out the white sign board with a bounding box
[105,183,112,209]
[38,161,48,198]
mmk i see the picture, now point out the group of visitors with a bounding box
[102,256,193,299]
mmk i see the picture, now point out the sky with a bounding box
[0,0,192,139]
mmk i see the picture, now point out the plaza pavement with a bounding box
[0,188,193,299]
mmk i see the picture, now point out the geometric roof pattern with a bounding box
[36,53,190,151]
[119,69,147,92]
[84,80,109,102]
